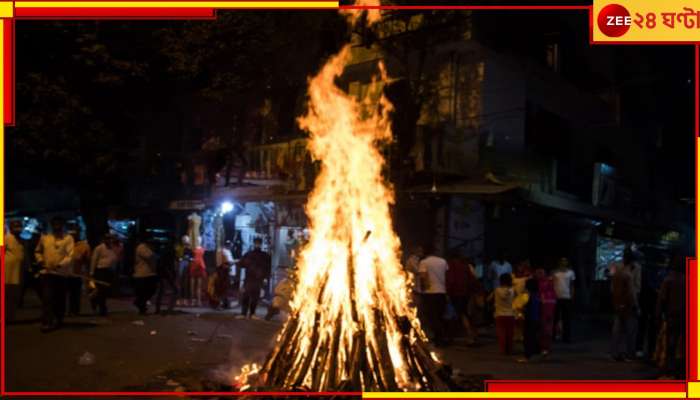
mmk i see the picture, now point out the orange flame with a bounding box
[342,0,383,26]
[238,6,443,392]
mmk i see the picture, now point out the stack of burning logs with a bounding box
[237,234,457,392]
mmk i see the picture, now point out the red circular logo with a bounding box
[597,4,631,37]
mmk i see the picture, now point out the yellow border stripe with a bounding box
[363,392,687,399]
[689,382,700,398]
[0,2,12,17]
[15,1,338,8]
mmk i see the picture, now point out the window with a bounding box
[545,42,560,73]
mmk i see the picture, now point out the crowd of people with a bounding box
[405,244,686,378]
[4,216,687,379]
[4,217,273,332]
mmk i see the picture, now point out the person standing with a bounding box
[89,234,119,316]
[494,273,515,355]
[552,257,575,343]
[155,236,179,314]
[67,226,91,316]
[518,278,541,362]
[405,245,424,319]
[175,235,192,306]
[133,236,159,315]
[535,268,557,356]
[446,254,477,344]
[610,251,638,361]
[655,255,685,377]
[18,228,42,309]
[489,253,513,290]
[418,247,449,346]
[213,240,235,309]
[35,217,74,332]
[5,220,25,322]
[238,237,271,318]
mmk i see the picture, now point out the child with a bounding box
[265,271,296,320]
[519,278,541,362]
[494,273,515,355]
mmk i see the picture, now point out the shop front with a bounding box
[169,188,309,301]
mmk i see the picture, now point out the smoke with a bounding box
[342,0,383,26]
[210,322,286,387]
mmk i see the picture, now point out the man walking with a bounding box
[35,217,74,332]
[488,253,512,290]
[155,236,179,315]
[610,251,638,361]
[5,220,25,322]
[552,257,575,343]
[405,245,424,317]
[133,235,159,315]
[214,240,235,309]
[238,238,271,319]
[68,225,91,316]
[90,234,119,316]
[656,255,685,377]
[418,245,449,346]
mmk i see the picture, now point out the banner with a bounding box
[593,0,700,42]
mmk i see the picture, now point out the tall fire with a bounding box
[237,5,453,392]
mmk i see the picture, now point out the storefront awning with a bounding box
[406,180,522,195]
[212,185,308,204]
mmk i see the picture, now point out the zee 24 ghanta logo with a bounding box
[597,4,632,37]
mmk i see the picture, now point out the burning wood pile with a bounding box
[237,4,455,392]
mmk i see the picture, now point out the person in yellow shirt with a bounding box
[5,220,25,322]
[68,225,91,316]
[35,217,74,332]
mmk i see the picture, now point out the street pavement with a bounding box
[5,294,662,393]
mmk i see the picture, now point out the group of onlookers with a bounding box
[4,216,273,332]
[609,249,686,378]
[405,244,686,377]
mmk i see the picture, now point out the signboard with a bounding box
[593,0,700,42]
[168,200,206,211]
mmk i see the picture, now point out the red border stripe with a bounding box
[15,7,216,18]
[486,382,687,393]
[3,19,13,126]
[695,46,699,136]
[688,258,698,381]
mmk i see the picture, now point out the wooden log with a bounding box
[372,308,398,391]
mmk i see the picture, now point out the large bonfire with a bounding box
[238,4,452,392]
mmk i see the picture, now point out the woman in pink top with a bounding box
[536,268,557,355]
[189,244,207,307]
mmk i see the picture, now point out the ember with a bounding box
[236,4,454,392]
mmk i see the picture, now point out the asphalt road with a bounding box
[5,294,663,393]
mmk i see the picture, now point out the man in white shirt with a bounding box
[489,254,513,290]
[214,240,235,309]
[552,257,576,343]
[133,237,158,315]
[35,217,74,331]
[418,246,449,346]
[5,220,25,322]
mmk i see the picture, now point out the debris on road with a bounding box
[78,351,95,366]
[131,320,145,326]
